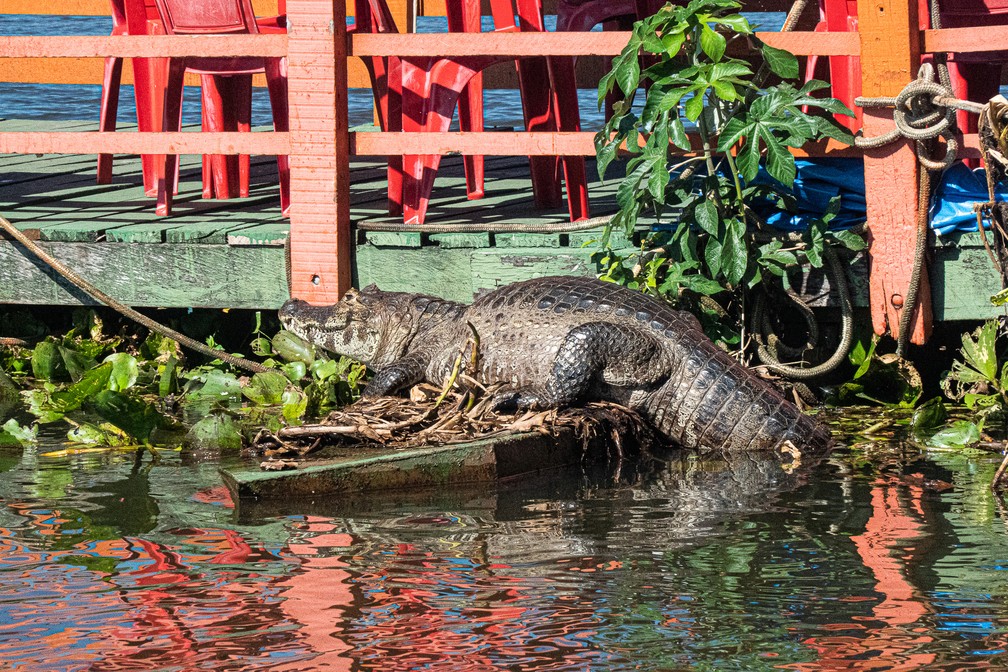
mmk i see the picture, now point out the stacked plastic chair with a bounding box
[151,0,290,216]
[390,0,590,224]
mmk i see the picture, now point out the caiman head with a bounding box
[279,285,417,368]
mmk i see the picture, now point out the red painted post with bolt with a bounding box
[286,0,352,303]
[860,0,932,345]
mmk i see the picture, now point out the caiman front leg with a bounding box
[362,353,429,397]
[493,322,669,412]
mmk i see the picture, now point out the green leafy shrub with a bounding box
[595,0,862,338]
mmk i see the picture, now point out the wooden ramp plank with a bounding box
[220,429,591,501]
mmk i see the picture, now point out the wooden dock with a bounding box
[0,119,1002,320]
[1,0,1007,333]
[0,118,627,308]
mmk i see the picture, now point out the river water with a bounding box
[0,423,1007,670]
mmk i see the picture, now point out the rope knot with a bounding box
[853,63,959,170]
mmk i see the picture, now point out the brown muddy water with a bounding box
[1,418,1007,671]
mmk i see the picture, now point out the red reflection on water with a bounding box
[0,499,305,670]
[271,516,355,671]
[789,477,936,670]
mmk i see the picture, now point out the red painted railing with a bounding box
[0,1,1000,343]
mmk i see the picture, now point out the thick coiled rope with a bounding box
[0,214,269,373]
[751,244,854,379]
[853,62,966,171]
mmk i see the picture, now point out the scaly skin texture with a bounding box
[279,276,833,453]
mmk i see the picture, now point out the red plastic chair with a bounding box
[352,0,485,217]
[151,0,290,217]
[398,0,589,225]
[97,0,286,200]
[807,0,1008,136]
[556,0,663,121]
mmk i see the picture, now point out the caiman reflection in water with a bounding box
[0,439,1006,670]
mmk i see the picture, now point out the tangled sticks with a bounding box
[252,384,655,471]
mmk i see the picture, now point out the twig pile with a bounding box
[251,382,654,468]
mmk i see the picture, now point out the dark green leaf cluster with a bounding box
[594,0,859,339]
[0,313,366,451]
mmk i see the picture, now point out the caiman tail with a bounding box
[644,338,833,453]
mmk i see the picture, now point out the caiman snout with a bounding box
[278,298,309,329]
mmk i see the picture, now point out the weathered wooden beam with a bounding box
[0,35,287,58]
[0,131,290,155]
[860,0,931,345]
[350,131,861,156]
[0,57,382,89]
[220,429,595,501]
[0,240,289,308]
[349,30,858,58]
[286,0,352,304]
[0,129,868,160]
[924,26,1008,55]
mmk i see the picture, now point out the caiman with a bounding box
[279,276,832,453]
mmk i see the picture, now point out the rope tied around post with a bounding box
[853,62,978,171]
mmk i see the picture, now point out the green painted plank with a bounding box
[429,232,492,248]
[363,231,423,247]
[932,244,1003,321]
[0,240,289,308]
[220,429,590,500]
[470,246,602,294]
[354,244,475,302]
[567,224,632,249]
[494,232,564,248]
[227,223,289,246]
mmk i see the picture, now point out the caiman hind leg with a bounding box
[493,322,670,412]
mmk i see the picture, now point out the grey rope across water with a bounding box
[0,215,269,374]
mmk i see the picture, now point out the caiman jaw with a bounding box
[278,299,350,344]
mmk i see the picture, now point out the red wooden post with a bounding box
[860,0,932,345]
[286,0,352,303]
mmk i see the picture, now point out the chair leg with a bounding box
[264,58,291,217]
[516,56,562,209]
[548,56,589,221]
[97,56,123,184]
[156,60,187,217]
[235,74,253,199]
[201,75,220,199]
[457,71,485,201]
[385,56,404,216]
[446,0,485,201]
[401,56,494,225]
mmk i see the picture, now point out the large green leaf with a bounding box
[48,362,113,414]
[90,390,165,443]
[763,131,796,186]
[185,413,243,452]
[699,24,726,62]
[242,370,289,406]
[695,200,720,235]
[927,420,981,449]
[959,321,999,383]
[104,353,139,392]
[31,341,64,382]
[760,42,799,79]
[720,217,748,286]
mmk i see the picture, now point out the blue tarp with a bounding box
[753,158,867,230]
[755,158,1000,235]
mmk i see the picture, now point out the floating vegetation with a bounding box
[0,310,365,452]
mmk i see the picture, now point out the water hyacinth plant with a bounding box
[0,310,365,451]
